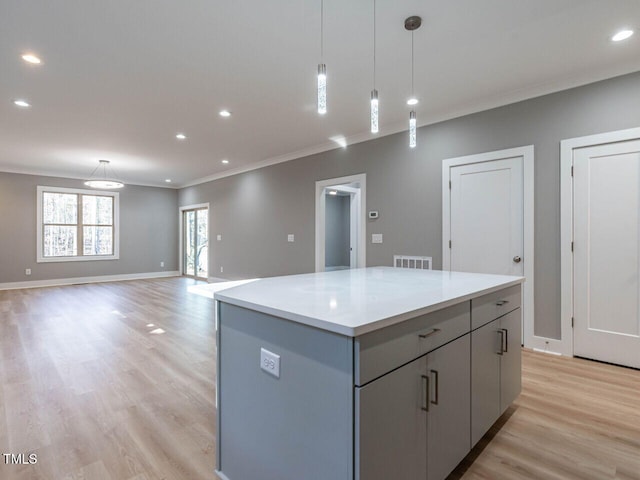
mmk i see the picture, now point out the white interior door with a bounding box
[573,140,640,368]
[448,157,523,276]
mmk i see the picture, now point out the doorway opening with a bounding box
[315,174,366,272]
[180,204,209,280]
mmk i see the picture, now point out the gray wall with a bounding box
[0,172,178,283]
[325,195,350,268]
[180,71,640,340]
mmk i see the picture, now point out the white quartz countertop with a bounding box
[214,267,524,336]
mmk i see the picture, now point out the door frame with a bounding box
[315,173,366,272]
[560,127,640,357]
[441,146,535,349]
[179,203,210,280]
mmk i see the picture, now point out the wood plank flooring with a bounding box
[1,278,639,479]
[0,278,216,480]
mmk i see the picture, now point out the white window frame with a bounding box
[36,185,120,263]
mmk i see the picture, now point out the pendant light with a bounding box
[84,160,124,189]
[317,0,327,114]
[370,0,378,133]
[405,16,421,148]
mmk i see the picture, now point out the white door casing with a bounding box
[561,127,640,359]
[572,140,640,368]
[315,174,366,272]
[442,146,535,350]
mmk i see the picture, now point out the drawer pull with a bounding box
[495,300,509,306]
[430,369,439,406]
[497,330,505,355]
[418,328,441,339]
[501,328,509,353]
[421,375,430,412]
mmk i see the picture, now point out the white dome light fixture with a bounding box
[84,160,124,189]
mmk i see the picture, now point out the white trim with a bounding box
[36,185,120,263]
[179,203,210,278]
[315,174,366,272]
[442,146,538,350]
[560,127,640,357]
[0,271,179,291]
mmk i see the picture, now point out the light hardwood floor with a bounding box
[1,278,639,479]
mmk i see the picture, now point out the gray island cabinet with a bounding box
[214,267,523,480]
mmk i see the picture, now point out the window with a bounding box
[37,186,119,262]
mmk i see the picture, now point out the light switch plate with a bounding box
[287,234,295,242]
[372,233,383,244]
[260,348,280,378]
[217,234,222,241]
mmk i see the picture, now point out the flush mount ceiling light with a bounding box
[176,133,187,140]
[405,15,422,148]
[13,99,31,108]
[370,0,379,133]
[219,110,231,117]
[165,179,172,183]
[84,160,124,189]
[221,159,229,164]
[611,29,634,42]
[317,0,327,115]
[21,53,42,64]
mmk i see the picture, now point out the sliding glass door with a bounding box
[183,207,208,279]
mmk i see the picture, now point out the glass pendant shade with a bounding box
[317,63,327,114]
[370,89,379,133]
[409,110,417,148]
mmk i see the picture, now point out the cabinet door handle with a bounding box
[497,330,504,355]
[501,328,508,353]
[430,369,439,406]
[421,375,430,412]
[418,328,441,339]
[495,300,509,306]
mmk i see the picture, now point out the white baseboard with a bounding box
[526,335,569,357]
[0,271,180,291]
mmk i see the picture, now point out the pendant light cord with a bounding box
[411,30,414,97]
[320,0,324,60]
[373,0,376,89]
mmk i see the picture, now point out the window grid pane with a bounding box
[43,225,78,257]
[83,226,113,256]
[43,193,78,224]
[83,195,113,225]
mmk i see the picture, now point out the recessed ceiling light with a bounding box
[219,110,231,117]
[221,159,229,164]
[165,179,172,183]
[612,29,634,42]
[13,99,31,107]
[21,53,41,64]
[407,97,419,106]
[175,133,187,140]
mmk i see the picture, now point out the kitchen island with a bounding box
[214,267,524,480]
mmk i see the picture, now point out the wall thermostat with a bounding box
[368,211,379,219]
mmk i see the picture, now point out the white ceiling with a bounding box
[1,0,640,188]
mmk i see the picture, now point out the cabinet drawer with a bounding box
[354,302,470,386]
[471,285,521,330]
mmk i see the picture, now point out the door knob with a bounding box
[513,256,521,263]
